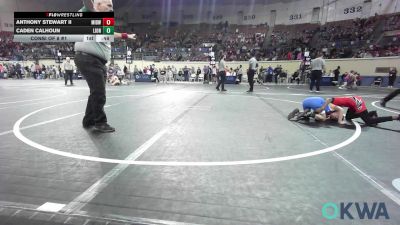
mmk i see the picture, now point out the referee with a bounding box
[75,0,136,132]
[216,53,227,91]
[63,57,74,86]
[247,52,258,92]
[310,52,325,93]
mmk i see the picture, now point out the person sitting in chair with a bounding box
[109,74,120,86]
[290,70,300,84]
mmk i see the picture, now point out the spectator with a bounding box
[333,66,340,83]
[34,63,41,79]
[388,67,397,88]
[355,72,362,86]
[216,53,228,92]
[237,65,243,83]
[109,74,121,86]
[63,57,74,86]
[266,65,274,83]
[123,65,129,77]
[183,66,189,81]
[15,63,22,79]
[273,65,282,84]
[203,65,212,83]
[153,67,159,83]
[0,64,4,79]
[290,70,301,84]
[212,65,217,83]
[196,67,201,81]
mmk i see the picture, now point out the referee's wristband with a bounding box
[122,33,128,39]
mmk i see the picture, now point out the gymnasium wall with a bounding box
[124,0,400,25]
[0,13,13,32]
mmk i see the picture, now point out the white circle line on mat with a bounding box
[371,101,400,114]
[13,95,361,166]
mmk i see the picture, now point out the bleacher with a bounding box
[0,13,399,62]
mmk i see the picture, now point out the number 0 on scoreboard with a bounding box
[103,26,114,34]
[102,18,114,26]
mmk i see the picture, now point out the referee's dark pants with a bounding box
[388,75,397,87]
[383,88,400,103]
[216,71,226,90]
[64,70,73,85]
[74,52,108,127]
[247,69,256,91]
[16,70,22,79]
[310,70,322,91]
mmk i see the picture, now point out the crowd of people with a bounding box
[0,61,80,80]
[1,13,399,62]
[0,31,75,61]
[120,64,218,83]
[338,70,362,90]
[1,59,393,92]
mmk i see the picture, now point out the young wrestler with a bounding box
[321,96,400,126]
[288,97,345,125]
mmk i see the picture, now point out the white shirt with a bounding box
[249,57,257,70]
[311,57,325,71]
[64,61,74,71]
[238,67,243,75]
[218,59,226,72]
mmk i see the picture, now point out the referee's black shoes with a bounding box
[93,123,116,133]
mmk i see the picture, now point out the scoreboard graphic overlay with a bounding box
[14,12,114,42]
